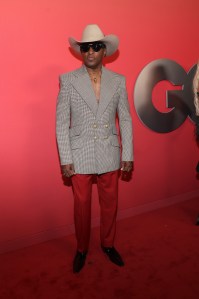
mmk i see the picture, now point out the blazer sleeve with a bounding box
[56,75,73,165]
[117,76,133,162]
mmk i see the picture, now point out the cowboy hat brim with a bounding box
[68,34,119,56]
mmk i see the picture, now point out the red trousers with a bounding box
[71,170,119,252]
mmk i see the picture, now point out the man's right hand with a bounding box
[61,164,75,177]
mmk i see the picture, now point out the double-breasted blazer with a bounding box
[56,65,133,174]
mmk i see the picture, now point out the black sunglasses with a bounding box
[80,42,106,53]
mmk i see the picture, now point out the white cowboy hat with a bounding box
[68,24,119,56]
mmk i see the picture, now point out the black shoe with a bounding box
[73,251,87,273]
[101,246,124,267]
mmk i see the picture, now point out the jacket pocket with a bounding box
[69,125,82,137]
[112,126,118,135]
[70,138,84,149]
[110,135,120,147]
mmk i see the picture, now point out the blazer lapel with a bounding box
[71,66,121,119]
[71,66,98,116]
[96,67,120,120]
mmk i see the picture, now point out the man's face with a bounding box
[80,42,106,69]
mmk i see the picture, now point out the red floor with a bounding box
[1,197,199,299]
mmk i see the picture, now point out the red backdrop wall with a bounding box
[0,0,199,252]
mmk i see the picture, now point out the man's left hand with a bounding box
[121,161,133,172]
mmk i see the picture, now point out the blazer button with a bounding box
[104,124,109,128]
[94,136,97,140]
[93,124,97,128]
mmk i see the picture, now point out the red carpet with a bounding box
[1,197,199,299]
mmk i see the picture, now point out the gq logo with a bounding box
[134,59,197,133]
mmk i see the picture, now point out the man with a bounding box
[193,61,199,225]
[56,24,133,273]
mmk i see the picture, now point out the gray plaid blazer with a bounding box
[56,65,133,174]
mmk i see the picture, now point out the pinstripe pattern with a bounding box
[56,65,133,174]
